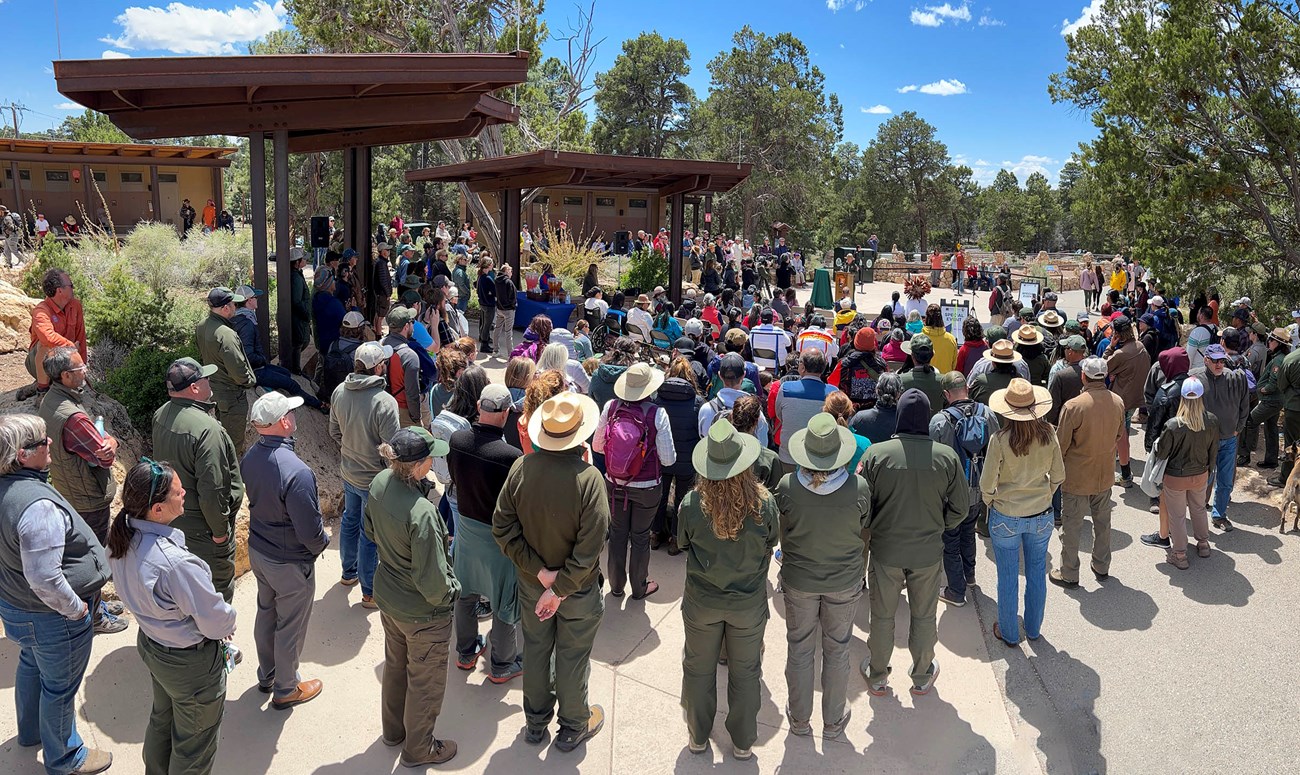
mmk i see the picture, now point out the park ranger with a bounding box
[196,286,257,456]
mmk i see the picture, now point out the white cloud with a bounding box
[910,2,971,27]
[839,43,845,49]
[1062,0,1104,36]
[101,50,131,59]
[978,14,1004,26]
[974,159,990,166]
[55,102,83,110]
[897,84,919,93]
[861,105,892,114]
[828,0,870,10]
[101,0,288,56]
[1001,154,1058,180]
[855,0,867,8]
[918,78,967,96]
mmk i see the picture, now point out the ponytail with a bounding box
[107,458,177,560]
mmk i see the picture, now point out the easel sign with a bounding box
[941,299,971,345]
[1018,280,1041,311]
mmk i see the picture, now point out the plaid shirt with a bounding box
[61,412,113,467]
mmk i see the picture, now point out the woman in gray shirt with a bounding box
[107,459,237,775]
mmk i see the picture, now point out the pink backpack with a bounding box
[602,400,659,487]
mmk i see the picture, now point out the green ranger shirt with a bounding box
[152,396,243,541]
[196,312,255,397]
[774,473,871,593]
[364,469,459,623]
[676,491,778,610]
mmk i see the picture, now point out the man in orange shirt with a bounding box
[929,248,943,287]
[202,199,217,231]
[26,269,88,396]
[954,249,967,296]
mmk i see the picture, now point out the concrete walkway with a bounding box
[1,279,1293,774]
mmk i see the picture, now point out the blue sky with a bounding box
[4,0,1104,185]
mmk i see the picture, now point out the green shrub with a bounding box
[20,239,91,301]
[101,342,200,432]
[84,264,193,350]
[619,249,669,294]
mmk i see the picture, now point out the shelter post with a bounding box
[669,193,685,306]
[149,166,161,224]
[81,164,93,219]
[9,161,21,214]
[250,132,270,355]
[272,130,292,368]
[502,187,521,277]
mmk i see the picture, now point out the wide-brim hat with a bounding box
[614,362,665,402]
[692,419,761,481]
[1012,325,1043,346]
[788,413,856,472]
[635,294,651,308]
[989,378,1053,421]
[1036,310,1064,328]
[982,339,1023,364]
[528,393,599,452]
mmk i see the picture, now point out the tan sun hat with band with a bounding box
[989,378,1053,421]
[528,392,599,452]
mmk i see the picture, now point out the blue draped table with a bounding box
[514,292,576,330]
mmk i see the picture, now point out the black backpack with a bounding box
[319,340,358,401]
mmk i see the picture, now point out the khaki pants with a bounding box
[518,579,602,733]
[137,632,226,775]
[782,579,862,727]
[1162,472,1209,553]
[380,612,452,762]
[493,308,515,354]
[866,560,941,687]
[399,406,422,429]
[682,598,767,750]
[1059,491,1113,581]
[212,390,249,456]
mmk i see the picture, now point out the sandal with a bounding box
[632,580,660,600]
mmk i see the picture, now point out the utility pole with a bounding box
[9,104,18,139]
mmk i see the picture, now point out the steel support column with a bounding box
[81,165,93,219]
[272,130,292,367]
[149,166,161,222]
[249,132,270,354]
[502,187,522,278]
[669,193,685,306]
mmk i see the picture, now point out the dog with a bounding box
[1281,446,1300,534]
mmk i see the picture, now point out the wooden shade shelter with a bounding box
[406,150,752,304]
[54,52,528,364]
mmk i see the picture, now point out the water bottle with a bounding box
[94,415,105,436]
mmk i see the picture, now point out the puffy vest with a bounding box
[37,384,115,513]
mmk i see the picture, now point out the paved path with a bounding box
[1,279,1293,774]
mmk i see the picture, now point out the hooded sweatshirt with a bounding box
[329,373,401,488]
[1145,347,1191,451]
[589,363,629,409]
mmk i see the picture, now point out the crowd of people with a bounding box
[4,224,1300,774]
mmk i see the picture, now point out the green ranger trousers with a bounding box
[212,389,249,457]
[681,598,768,750]
[865,559,942,688]
[1279,410,1300,480]
[179,524,236,604]
[137,631,226,775]
[517,578,603,733]
[380,612,452,763]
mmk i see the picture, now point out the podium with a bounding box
[834,271,854,302]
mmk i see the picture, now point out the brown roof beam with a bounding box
[286,114,494,153]
[459,169,582,193]
[658,175,709,197]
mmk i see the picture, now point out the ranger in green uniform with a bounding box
[678,419,777,761]
[1275,340,1300,487]
[152,358,244,605]
[494,392,609,752]
[196,287,257,456]
[900,334,946,416]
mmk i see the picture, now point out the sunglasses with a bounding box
[141,456,169,503]
[21,436,51,451]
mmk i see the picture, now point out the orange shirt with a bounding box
[930,253,942,270]
[955,251,966,271]
[202,204,217,229]
[30,298,88,361]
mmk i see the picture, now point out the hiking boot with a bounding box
[666,538,682,556]
[339,576,359,587]
[400,739,457,767]
[72,749,113,774]
[687,739,708,754]
[864,663,892,696]
[1213,518,1234,532]
[101,600,125,616]
[456,636,487,671]
[732,744,753,761]
[524,726,550,746]
[488,661,524,685]
[1268,474,1286,487]
[360,594,378,609]
[555,705,604,752]
[1048,569,1078,589]
[93,611,128,635]
[1091,564,1109,581]
[1114,475,1134,488]
[911,660,941,696]
[1167,550,1189,570]
[823,708,852,739]
[1140,532,1170,548]
[1197,541,1211,558]
[788,716,813,736]
[474,600,493,621]
[1148,499,1161,515]
[1236,456,1250,468]
[938,586,966,607]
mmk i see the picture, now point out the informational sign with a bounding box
[1018,280,1041,310]
[941,299,971,345]
[1044,265,1057,273]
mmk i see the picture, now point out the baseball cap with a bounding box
[683,318,704,336]
[1204,343,1228,361]
[938,370,966,391]
[341,248,358,259]
[1063,335,1087,352]
[725,328,748,350]
[342,311,367,328]
[1020,307,1035,319]
[1292,309,1300,319]
[1148,295,1165,307]
[166,357,218,392]
[1076,310,1090,321]
[1232,308,1251,322]
[718,352,746,379]
[1080,356,1108,380]
[905,332,934,358]
[400,243,416,254]
[234,284,265,299]
[1111,315,1132,333]
[208,286,245,307]
[250,392,303,426]
[376,242,391,251]
[478,384,513,413]
[389,427,448,462]
[1043,291,1059,302]
[1064,320,1081,333]
[1251,322,1268,337]
[760,308,775,324]
[354,341,393,369]
[386,306,417,329]
[1181,376,1205,399]
[1233,296,1252,307]
[672,336,695,353]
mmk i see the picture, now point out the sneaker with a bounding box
[938,586,966,607]
[339,576,359,587]
[1091,564,1109,581]
[1140,532,1170,548]
[381,735,405,747]
[101,600,125,616]
[666,537,682,556]
[788,717,813,736]
[1114,475,1134,488]
[965,573,977,587]
[911,660,941,696]
[71,748,113,774]
[1236,457,1250,468]
[823,708,852,739]
[864,663,892,696]
[733,745,753,761]
[475,600,493,621]
[488,663,524,685]
[360,594,378,609]
[1197,541,1211,558]
[1213,518,1234,532]
[688,739,708,754]
[456,636,488,671]
[1148,499,1161,515]
[400,738,457,767]
[1167,550,1189,570]
[93,611,128,635]
[1048,569,1079,589]
[555,705,604,752]
[524,726,550,746]
[1268,474,1286,487]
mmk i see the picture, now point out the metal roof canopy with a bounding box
[53,52,528,153]
[51,52,528,367]
[407,151,752,305]
[0,139,236,165]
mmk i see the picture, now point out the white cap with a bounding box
[250,392,303,425]
[1148,295,1164,308]
[354,342,394,369]
[683,318,704,336]
[342,311,367,328]
[1180,376,1205,399]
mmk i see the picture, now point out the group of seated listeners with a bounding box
[4,265,1300,774]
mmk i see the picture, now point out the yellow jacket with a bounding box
[1108,269,1128,292]
[921,325,959,373]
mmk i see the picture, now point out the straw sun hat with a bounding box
[788,413,856,472]
[527,392,599,452]
[613,362,664,402]
[989,378,1053,421]
[692,419,761,481]
[982,339,1023,364]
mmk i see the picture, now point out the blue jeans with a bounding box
[1210,436,1238,519]
[255,365,323,409]
[341,480,378,596]
[941,501,981,601]
[989,508,1053,644]
[0,599,94,774]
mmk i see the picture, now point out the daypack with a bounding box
[602,399,659,486]
[1227,354,1257,394]
[841,354,883,409]
[704,394,733,427]
[319,339,358,401]
[943,402,990,488]
[989,286,1003,314]
[387,343,437,406]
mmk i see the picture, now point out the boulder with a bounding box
[0,279,38,354]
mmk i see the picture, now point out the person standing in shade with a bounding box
[365,427,460,767]
[861,389,965,697]
[196,287,257,456]
[0,413,115,775]
[382,306,429,430]
[653,357,706,553]
[242,393,329,709]
[289,251,312,374]
[592,363,676,599]
[447,384,524,684]
[475,257,497,354]
[679,420,778,761]
[494,393,609,751]
[1104,315,1150,488]
[494,263,518,355]
[1198,343,1250,531]
[1050,358,1125,589]
[152,358,244,609]
[774,413,871,739]
[107,459,237,775]
[36,347,127,634]
[980,379,1065,646]
[330,341,401,610]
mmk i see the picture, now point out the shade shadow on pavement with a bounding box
[80,644,152,745]
[1001,635,1105,775]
